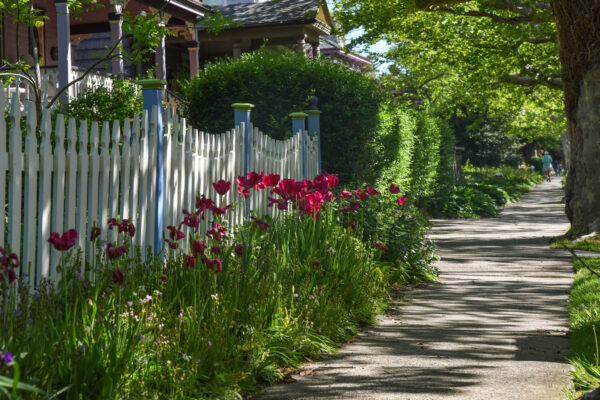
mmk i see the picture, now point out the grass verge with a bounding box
[566,257,600,399]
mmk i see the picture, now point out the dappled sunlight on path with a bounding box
[257,180,572,399]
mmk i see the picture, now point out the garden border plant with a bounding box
[0,169,437,399]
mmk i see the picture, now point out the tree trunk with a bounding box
[552,0,600,237]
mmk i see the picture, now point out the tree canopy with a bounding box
[332,0,565,143]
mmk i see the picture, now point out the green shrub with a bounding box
[61,79,142,122]
[373,104,417,192]
[409,112,442,201]
[183,50,385,184]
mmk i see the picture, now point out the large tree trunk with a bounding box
[553,0,600,237]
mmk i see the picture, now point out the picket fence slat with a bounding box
[22,102,39,285]
[51,115,66,277]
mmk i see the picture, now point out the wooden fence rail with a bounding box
[0,90,320,284]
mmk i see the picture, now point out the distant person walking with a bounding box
[542,151,553,182]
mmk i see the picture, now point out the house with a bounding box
[0,0,367,103]
[196,0,333,66]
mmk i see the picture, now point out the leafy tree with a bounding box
[332,0,600,237]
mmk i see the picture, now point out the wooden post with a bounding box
[108,7,124,76]
[155,21,167,82]
[290,112,308,180]
[305,96,322,173]
[188,43,199,77]
[140,79,165,255]
[55,0,72,104]
[232,103,254,218]
[232,42,241,59]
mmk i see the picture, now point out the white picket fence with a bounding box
[1,67,117,109]
[0,91,319,285]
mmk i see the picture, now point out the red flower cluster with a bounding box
[206,223,227,241]
[107,243,127,260]
[236,172,281,198]
[48,229,78,251]
[108,218,136,238]
[166,225,186,249]
[205,258,223,273]
[250,216,269,232]
[264,172,340,217]
[0,246,19,283]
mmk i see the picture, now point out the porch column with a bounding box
[310,41,320,58]
[108,6,123,76]
[297,34,307,56]
[232,42,241,59]
[188,41,199,77]
[155,21,166,81]
[55,0,72,104]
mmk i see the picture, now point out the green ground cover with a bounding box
[435,165,543,218]
[0,173,437,399]
[566,257,600,398]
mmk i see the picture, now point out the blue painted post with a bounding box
[232,103,254,218]
[305,96,322,173]
[290,112,308,180]
[139,79,165,255]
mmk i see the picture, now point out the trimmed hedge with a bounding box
[184,50,384,184]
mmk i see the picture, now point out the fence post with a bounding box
[290,112,308,180]
[232,103,254,218]
[305,96,322,174]
[139,79,165,255]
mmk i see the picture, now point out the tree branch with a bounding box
[431,6,553,24]
[501,74,563,89]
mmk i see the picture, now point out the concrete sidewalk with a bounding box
[256,179,573,400]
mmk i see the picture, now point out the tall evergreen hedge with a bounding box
[184,51,384,184]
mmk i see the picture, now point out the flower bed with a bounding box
[0,172,437,399]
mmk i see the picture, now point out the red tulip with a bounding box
[251,216,269,232]
[112,267,124,285]
[205,258,223,273]
[167,225,186,241]
[212,180,231,195]
[206,223,227,240]
[48,229,78,251]
[341,201,362,212]
[185,254,196,268]
[91,227,101,241]
[345,221,357,231]
[375,243,389,251]
[389,184,400,194]
[235,243,245,257]
[398,196,408,206]
[262,174,280,188]
[366,187,380,195]
[354,189,369,201]
[192,240,206,255]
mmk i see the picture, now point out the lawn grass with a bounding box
[551,233,600,253]
[567,257,600,397]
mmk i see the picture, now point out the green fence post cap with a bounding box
[289,112,309,119]
[231,103,255,111]
[138,79,166,89]
[304,110,322,116]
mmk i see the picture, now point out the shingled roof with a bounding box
[206,0,326,29]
